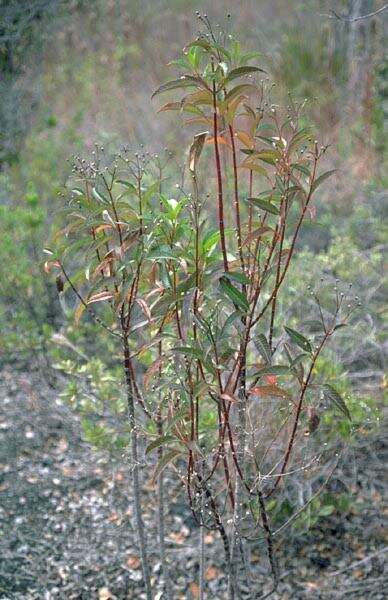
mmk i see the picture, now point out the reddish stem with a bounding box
[212,76,228,272]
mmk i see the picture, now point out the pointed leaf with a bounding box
[116,180,137,193]
[287,127,312,154]
[292,163,311,177]
[254,334,272,364]
[240,160,268,175]
[223,271,251,285]
[189,131,208,173]
[151,77,199,98]
[219,276,249,312]
[284,326,312,353]
[152,449,182,483]
[92,188,108,203]
[311,170,336,194]
[224,66,264,84]
[249,385,291,398]
[74,302,86,325]
[146,435,176,455]
[248,197,279,215]
[322,384,351,420]
[225,84,257,103]
[254,365,290,376]
[87,291,113,304]
[220,392,239,403]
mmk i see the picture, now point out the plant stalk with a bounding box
[123,333,153,600]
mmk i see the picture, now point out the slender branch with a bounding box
[123,333,153,600]
[212,65,229,272]
[322,4,387,22]
[228,124,245,273]
[58,261,121,338]
[266,329,330,497]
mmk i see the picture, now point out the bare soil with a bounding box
[0,366,386,599]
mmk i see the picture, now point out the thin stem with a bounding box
[212,68,228,272]
[267,329,329,497]
[228,123,245,273]
[123,333,153,600]
[59,261,121,339]
[199,486,206,600]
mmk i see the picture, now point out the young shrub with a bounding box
[48,16,360,599]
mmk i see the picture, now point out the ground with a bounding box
[0,366,386,599]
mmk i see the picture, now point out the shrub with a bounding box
[47,16,364,599]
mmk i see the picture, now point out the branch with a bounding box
[321,4,388,22]
[59,261,122,339]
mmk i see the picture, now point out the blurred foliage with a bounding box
[0,173,59,359]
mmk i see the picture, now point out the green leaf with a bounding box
[220,310,240,337]
[147,246,178,260]
[146,435,176,454]
[152,449,182,482]
[254,365,290,377]
[92,188,108,203]
[219,276,249,312]
[311,170,336,194]
[240,51,263,63]
[255,150,280,165]
[322,384,351,420]
[255,334,272,364]
[202,229,220,254]
[151,77,199,98]
[248,197,279,215]
[224,66,264,84]
[223,271,251,285]
[173,346,216,375]
[184,39,212,53]
[287,127,312,153]
[284,326,312,353]
[290,353,309,367]
[240,160,268,175]
[292,163,311,177]
[165,405,190,433]
[225,84,257,103]
[172,346,203,360]
[186,45,202,69]
[305,319,325,332]
[333,323,347,331]
[318,505,335,517]
[116,179,137,193]
[242,148,281,165]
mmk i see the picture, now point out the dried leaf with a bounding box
[98,588,115,600]
[205,566,220,581]
[189,582,200,599]
[44,260,60,273]
[126,555,141,570]
[87,291,113,304]
[135,298,151,321]
[74,302,86,325]
[249,385,291,398]
[143,356,165,389]
[235,130,255,148]
[189,131,208,173]
[152,449,182,483]
[205,135,232,149]
[55,275,64,293]
[220,392,239,403]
